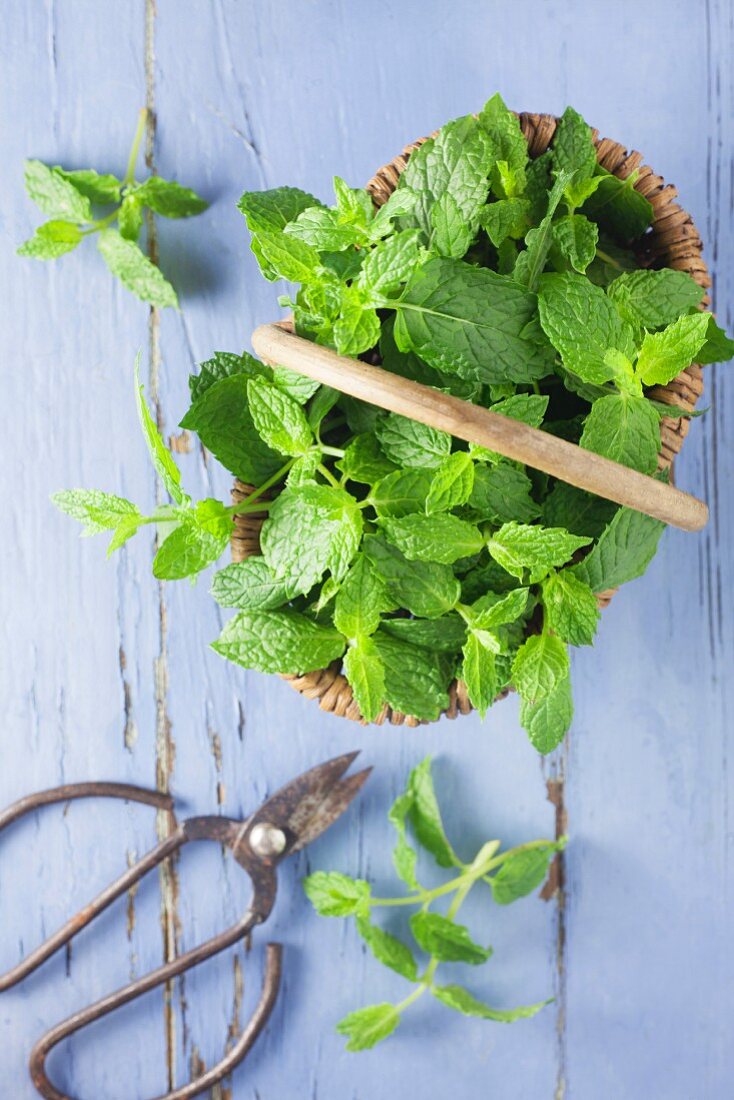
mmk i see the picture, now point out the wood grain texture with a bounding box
[0,1,730,1098]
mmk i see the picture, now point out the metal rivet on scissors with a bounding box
[0,752,371,1100]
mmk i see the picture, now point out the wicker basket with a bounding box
[232,111,710,727]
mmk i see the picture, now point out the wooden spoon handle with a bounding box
[252,322,708,533]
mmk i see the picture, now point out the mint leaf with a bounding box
[212,609,346,674]
[134,176,208,217]
[210,558,289,611]
[376,412,451,468]
[394,258,550,384]
[491,393,549,428]
[463,587,529,630]
[388,791,420,890]
[461,631,498,717]
[52,489,140,535]
[134,364,186,504]
[552,106,597,197]
[552,214,598,273]
[344,636,386,722]
[381,615,467,652]
[579,393,661,474]
[607,269,705,328]
[247,377,314,456]
[359,229,424,298]
[180,375,282,484]
[24,160,92,222]
[407,756,459,868]
[480,197,530,247]
[537,271,632,384]
[337,1004,400,1052]
[370,468,433,518]
[542,481,617,538]
[512,171,573,291]
[55,167,121,204]
[487,522,591,583]
[334,553,389,638]
[468,463,541,525]
[285,205,360,250]
[238,186,322,233]
[98,229,178,308]
[189,350,270,400]
[261,484,363,596]
[355,915,418,981]
[17,220,82,259]
[581,168,653,240]
[542,570,599,646]
[490,842,562,904]
[519,671,573,753]
[697,314,734,364]
[303,871,371,917]
[478,93,528,197]
[571,506,665,592]
[373,633,451,720]
[512,633,570,706]
[382,512,483,564]
[425,452,475,513]
[337,434,397,484]
[410,912,490,964]
[153,520,228,580]
[333,296,381,356]
[117,194,143,241]
[432,983,549,1022]
[252,229,321,283]
[365,536,460,619]
[635,312,710,386]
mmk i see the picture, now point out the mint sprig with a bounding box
[303,756,564,1052]
[18,108,208,307]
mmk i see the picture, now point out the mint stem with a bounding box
[123,107,148,188]
[228,459,294,516]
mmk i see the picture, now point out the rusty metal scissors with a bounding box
[0,751,370,1100]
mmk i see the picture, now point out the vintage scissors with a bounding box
[0,751,371,1099]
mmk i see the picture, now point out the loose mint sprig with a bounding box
[304,756,565,1052]
[18,108,208,308]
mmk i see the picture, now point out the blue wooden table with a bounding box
[1,2,732,1096]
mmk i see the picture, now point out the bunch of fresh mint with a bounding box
[54,94,734,750]
[304,756,564,1051]
[18,109,207,308]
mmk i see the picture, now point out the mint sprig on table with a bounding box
[18,108,207,308]
[304,756,563,1051]
[54,94,734,750]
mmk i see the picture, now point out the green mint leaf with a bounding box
[542,481,617,538]
[337,434,397,485]
[461,631,499,717]
[370,467,433,518]
[333,296,381,356]
[487,521,591,583]
[512,633,570,707]
[477,93,528,196]
[210,558,289,611]
[581,168,653,240]
[537,271,633,384]
[571,506,665,592]
[365,535,460,619]
[490,841,563,904]
[579,393,661,474]
[425,451,475,513]
[432,983,549,1022]
[247,377,314,456]
[17,220,82,259]
[180,375,282,484]
[355,915,418,981]
[271,364,321,404]
[468,463,541,526]
[307,385,340,430]
[117,194,143,241]
[635,312,710,386]
[334,553,389,638]
[344,636,386,722]
[373,632,452,720]
[153,520,228,580]
[285,205,361,250]
[54,167,121,204]
[238,186,323,233]
[189,350,270,401]
[464,587,529,630]
[542,570,599,646]
[381,512,483,564]
[107,513,145,554]
[409,911,491,965]
[52,489,139,535]
[132,176,208,217]
[480,197,530,247]
[491,393,550,429]
[697,314,734,364]
[407,756,459,868]
[261,484,363,596]
[512,170,573,291]
[336,1003,400,1052]
[388,791,420,889]
[359,229,424,297]
[519,671,573,753]
[368,187,418,240]
[375,412,452,469]
[252,229,321,284]
[525,149,553,222]
[303,871,371,917]
[380,614,467,652]
[286,451,320,487]
[430,191,473,258]
[212,609,346,674]
[134,364,186,504]
[333,176,375,226]
[394,257,550,384]
[607,268,705,329]
[23,160,92,222]
[552,106,597,194]
[98,229,178,308]
[398,115,492,248]
[552,214,598,273]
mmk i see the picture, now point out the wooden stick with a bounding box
[252,323,709,533]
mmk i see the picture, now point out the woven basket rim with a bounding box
[232,109,710,727]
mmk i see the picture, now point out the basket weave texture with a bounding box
[232,111,710,726]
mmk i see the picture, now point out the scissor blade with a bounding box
[289,766,372,853]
